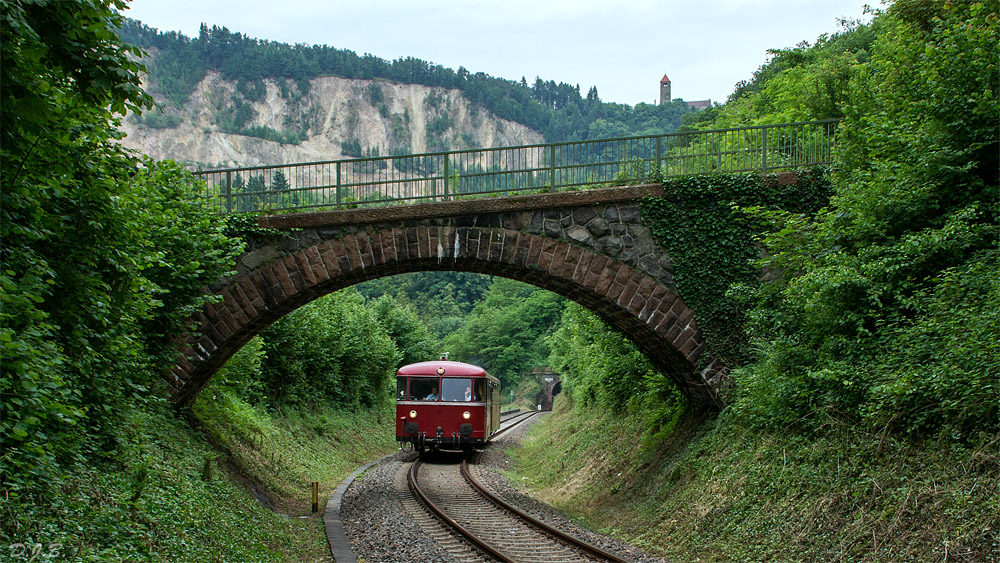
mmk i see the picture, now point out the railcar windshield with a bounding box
[441,378,480,402]
[401,377,439,401]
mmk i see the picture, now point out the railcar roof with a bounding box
[396,360,492,379]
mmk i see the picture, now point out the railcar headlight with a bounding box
[409,410,417,419]
[462,411,471,420]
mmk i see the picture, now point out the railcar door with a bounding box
[490,380,500,436]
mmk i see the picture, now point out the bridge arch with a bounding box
[169,186,726,409]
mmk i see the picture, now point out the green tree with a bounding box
[547,302,685,443]
[1,0,240,486]
[271,169,290,191]
[234,173,268,211]
[733,0,999,438]
[689,19,874,130]
[258,290,399,408]
[445,279,564,386]
[369,296,439,366]
[356,272,491,339]
[270,169,297,207]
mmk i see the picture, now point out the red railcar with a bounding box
[395,359,501,454]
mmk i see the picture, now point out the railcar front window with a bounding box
[408,377,439,401]
[396,378,408,401]
[441,378,475,402]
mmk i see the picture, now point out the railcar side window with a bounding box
[441,378,474,402]
[408,377,439,401]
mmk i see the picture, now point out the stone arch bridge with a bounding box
[169,184,729,409]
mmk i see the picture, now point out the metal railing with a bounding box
[193,119,839,214]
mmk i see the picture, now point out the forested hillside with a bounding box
[118,18,697,161]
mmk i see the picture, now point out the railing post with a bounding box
[549,144,556,188]
[656,137,662,176]
[761,126,769,172]
[717,131,723,171]
[443,156,450,200]
[336,162,342,206]
[225,171,233,213]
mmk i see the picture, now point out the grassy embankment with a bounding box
[509,397,999,562]
[3,393,397,562]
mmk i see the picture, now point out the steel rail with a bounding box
[407,411,629,562]
[407,460,514,563]
[491,410,538,440]
[460,460,629,563]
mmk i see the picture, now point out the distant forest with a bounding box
[118,20,699,143]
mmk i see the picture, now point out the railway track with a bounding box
[401,412,629,563]
[497,409,539,435]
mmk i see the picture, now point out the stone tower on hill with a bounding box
[659,73,712,111]
[659,74,671,104]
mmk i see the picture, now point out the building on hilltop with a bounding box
[659,74,712,111]
[659,74,672,105]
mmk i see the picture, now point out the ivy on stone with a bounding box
[640,169,833,368]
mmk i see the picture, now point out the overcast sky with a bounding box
[122,0,874,106]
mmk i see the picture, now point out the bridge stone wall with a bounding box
[170,185,726,409]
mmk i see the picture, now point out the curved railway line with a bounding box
[495,409,538,437]
[401,411,630,563]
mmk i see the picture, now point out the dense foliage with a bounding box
[0,2,423,556]
[360,273,683,429]
[547,304,686,445]
[256,291,398,408]
[361,273,575,389]
[211,289,438,410]
[117,19,697,143]
[205,271,570,406]
[357,271,491,340]
[514,6,999,554]
[680,16,877,131]
[720,0,999,439]
[443,278,565,387]
[362,272,570,389]
[640,171,833,368]
[2,399,350,562]
[1,0,241,495]
[549,0,997,444]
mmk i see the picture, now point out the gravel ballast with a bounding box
[341,415,668,562]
